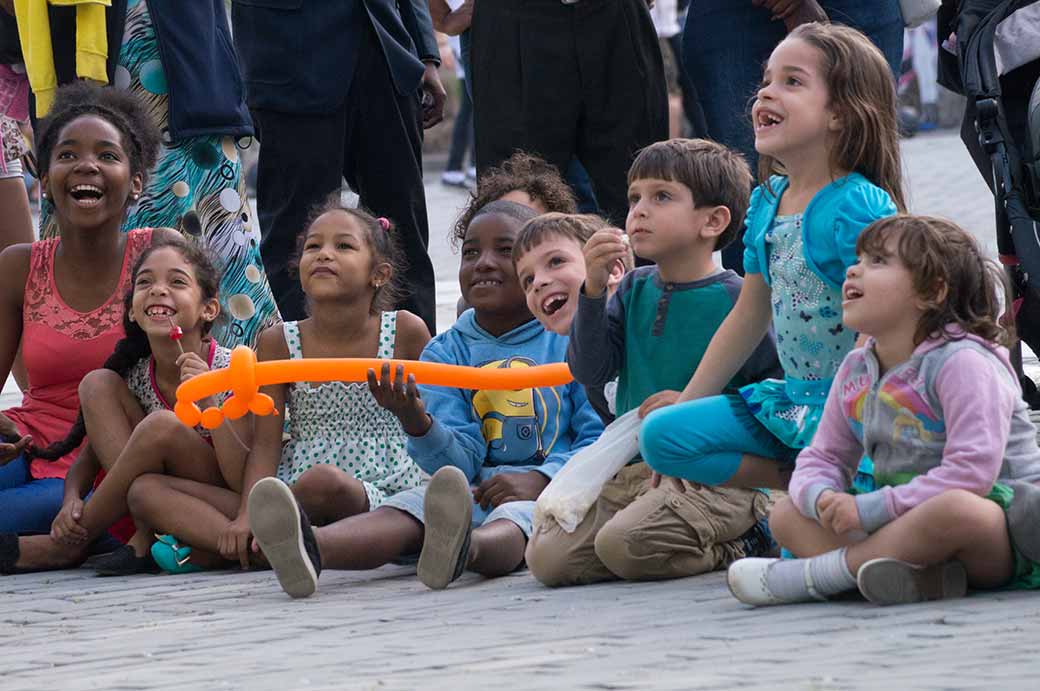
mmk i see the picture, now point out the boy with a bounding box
[248,201,603,597]
[513,212,629,423]
[525,138,782,587]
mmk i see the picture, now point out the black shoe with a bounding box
[248,478,322,598]
[91,544,161,577]
[739,517,778,559]
[0,533,19,574]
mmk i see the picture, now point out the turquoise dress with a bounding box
[740,214,856,449]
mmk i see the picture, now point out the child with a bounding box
[228,200,430,572]
[728,216,1040,606]
[0,81,174,536]
[639,23,903,493]
[246,200,603,597]
[0,239,251,574]
[512,212,627,423]
[525,140,783,587]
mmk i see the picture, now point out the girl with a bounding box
[0,81,176,535]
[638,22,903,492]
[0,239,251,574]
[728,216,1040,606]
[227,199,431,573]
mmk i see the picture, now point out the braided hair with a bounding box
[28,238,222,460]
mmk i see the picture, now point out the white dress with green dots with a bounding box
[276,313,427,509]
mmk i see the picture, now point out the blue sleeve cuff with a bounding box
[405,416,453,469]
[801,484,833,520]
[537,456,566,480]
[855,491,894,533]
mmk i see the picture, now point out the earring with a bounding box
[132,194,140,200]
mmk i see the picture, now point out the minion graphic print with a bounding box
[471,357,562,465]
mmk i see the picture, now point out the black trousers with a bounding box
[471,0,668,227]
[252,24,436,332]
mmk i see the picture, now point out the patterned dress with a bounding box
[277,313,427,510]
[41,0,278,348]
[740,214,857,450]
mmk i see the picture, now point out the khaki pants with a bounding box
[526,462,769,586]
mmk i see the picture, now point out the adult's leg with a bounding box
[445,80,473,173]
[0,474,65,534]
[823,0,905,80]
[576,0,668,228]
[640,394,793,489]
[252,106,347,321]
[342,21,436,334]
[471,1,579,184]
[681,2,782,272]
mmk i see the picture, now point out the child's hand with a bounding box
[638,390,681,418]
[218,514,254,570]
[0,412,31,464]
[472,471,549,509]
[367,363,431,436]
[649,470,687,493]
[50,497,88,545]
[816,491,862,535]
[583,229,630,298]
[176,351,211,382]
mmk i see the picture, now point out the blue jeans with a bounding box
[682,0,904,272]
[0,454,65,534]
[639,394,796,485]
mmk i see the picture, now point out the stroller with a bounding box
[938,0,1040,402]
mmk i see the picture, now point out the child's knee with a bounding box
[126,474,163,517]
[638,407,683,475]
[526,525,586,587]
[768,496,801,543]
[592,518,642,580]
[920,490,1005,539]
[138,410,185,443]
[78,368,126,400]
[294,466,366,512]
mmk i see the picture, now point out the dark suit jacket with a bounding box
[231,0,439,115]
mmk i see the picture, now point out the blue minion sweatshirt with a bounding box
[407,310,603,482]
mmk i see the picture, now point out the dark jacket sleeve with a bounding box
[400,0,440,63]
[566,278,629,387]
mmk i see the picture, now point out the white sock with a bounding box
[765,548,857,601]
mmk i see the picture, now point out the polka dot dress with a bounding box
[277,312,427,509]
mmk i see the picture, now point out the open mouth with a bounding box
[541,293,569,316]
[843,286,863,302]
[755,109,784,130]
[69,184,104,206]
[145,305,177,318]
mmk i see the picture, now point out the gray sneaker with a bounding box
[857,558,967,606]
[249,477,322,599]
[417,467,473,590]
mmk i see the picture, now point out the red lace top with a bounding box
[6,229,154,480]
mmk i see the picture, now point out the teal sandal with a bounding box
[151,534,203,574]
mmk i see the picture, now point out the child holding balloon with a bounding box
[1,238,250,575]
[247,200,603,598]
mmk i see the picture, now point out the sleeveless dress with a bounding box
[8,228,154,480]
[276,313,426,510]
[39,0,278,349]
[126,338,232,440]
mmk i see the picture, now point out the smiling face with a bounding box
[130,246,219,341]
[41,115,142,231]
[297,210,388,305]
[626,177,714,262]
[515,234,586,335]
[459,213,530,323]
[752,38,840,164]
[842,235,924,340]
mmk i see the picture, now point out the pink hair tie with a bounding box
[377,217,390,231]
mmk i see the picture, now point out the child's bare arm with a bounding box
[678,273,774,403]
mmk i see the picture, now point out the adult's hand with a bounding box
[0,411,30,465]
[421,62,446,129]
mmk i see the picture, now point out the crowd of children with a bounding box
[2,21,1038,610]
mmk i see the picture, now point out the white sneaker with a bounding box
[726,557,828,606]
[441,170,467,188]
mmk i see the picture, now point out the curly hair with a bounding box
[290,194,407,314]
[856,215,1011,347]
[29,237,222,461]
[35,81,161,189]
[451,152,577,248]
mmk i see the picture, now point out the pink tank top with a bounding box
[5,229,154,480]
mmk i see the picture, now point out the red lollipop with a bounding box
[168,318,184,354]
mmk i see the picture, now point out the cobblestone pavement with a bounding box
[3,131,1039,691]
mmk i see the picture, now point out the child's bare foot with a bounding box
[1,533,87,573]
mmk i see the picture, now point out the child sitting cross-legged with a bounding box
[246,200,604,597]
[729,216,1040,607]
[524,139,784,587]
